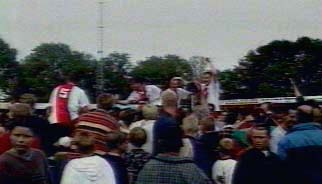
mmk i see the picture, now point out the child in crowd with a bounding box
[0,118,50,184]
[125,127,151,184]
[212,138,237,184]
[104,131,129,184]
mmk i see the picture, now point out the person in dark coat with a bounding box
[194,117,219,178]
[278,105,322,184]
[104,131,129,184]
[233,125,284,184]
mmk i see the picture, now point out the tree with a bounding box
[219,37,322,99]
[131,54,192,86]
[188,56,209,79]
[0,38,19,98]
[101,52,132,97]
[20,43,96,102]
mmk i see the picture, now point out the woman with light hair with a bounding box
[129,105,159,153]
[180,115,199,158]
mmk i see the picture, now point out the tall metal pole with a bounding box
[96,1,105,95]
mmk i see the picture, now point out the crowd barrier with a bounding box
[1,95,322,109]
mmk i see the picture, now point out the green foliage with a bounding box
[20,43,96,101]
[0,38,19,97]
[101,52,132,97]
[3,36,322,102]
[131,54,192,86]
[220,37,322,99]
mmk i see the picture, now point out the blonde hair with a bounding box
[161,90,177,107]
[142,105,158,120]
[193,105,209,120]
[182,115,199,135]
[129,127,147,147]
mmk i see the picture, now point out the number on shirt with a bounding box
[58,88,71,98]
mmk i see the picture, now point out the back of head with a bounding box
[142,105,159,120]
[129,127,147,148]
[96,93,115,110]
[106,131,128,150]
[259,102,273,112]
[312,108,322,123]
[182,115,199,135]
[9,103,32,118]
[193,105,209,120]
[119,109,139,127]
[161,90,177,108]
[199,117,215,133]
[296,105,314,124]
[219,138,234,152]
[19,93,37,107]
[155,116,183,153]
[61,71,79,83]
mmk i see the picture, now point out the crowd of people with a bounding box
[0,67,322,184]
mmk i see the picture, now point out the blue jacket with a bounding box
[278,123,322,184]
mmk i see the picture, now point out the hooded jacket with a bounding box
[61,155,116,184]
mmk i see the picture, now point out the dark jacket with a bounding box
[233,148,284,184]
[193,132,219,179]
[0,149,50,184]
[104,154,129,184]
[278,123,322,184]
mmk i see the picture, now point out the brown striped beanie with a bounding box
[75,109,120,154]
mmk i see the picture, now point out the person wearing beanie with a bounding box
[76,93,120,155]
[61,127,116,184]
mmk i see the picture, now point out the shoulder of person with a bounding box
[147,85,161,90]
[30,148,47,158]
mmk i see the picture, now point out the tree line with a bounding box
[0,36,321,102]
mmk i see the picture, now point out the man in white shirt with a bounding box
[48,72,90,141]
[48,73,90,125]
[270,115,294,153]
[162,77,191,107]
[124,78,161,106]
[200,60,221,111]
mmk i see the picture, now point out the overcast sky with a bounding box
[0,0,321,69]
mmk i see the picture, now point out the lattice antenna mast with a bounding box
[96,1,105,95]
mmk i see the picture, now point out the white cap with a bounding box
[57,136,72,147]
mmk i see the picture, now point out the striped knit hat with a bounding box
[75,110,120,155]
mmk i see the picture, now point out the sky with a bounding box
[0,0,321,70]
